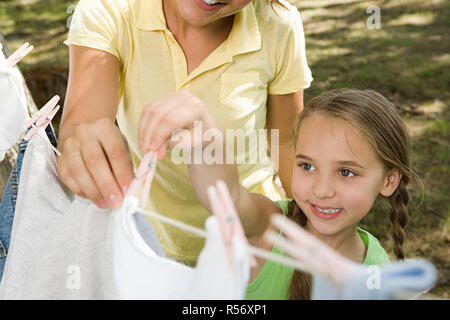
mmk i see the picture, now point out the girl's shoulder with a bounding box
[357,227,391,266]
[275,199,293,216]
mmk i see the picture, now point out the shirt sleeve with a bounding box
[64,0,123,59]
[268,9,313,95]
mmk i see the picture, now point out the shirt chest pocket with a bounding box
[220,72,267,116]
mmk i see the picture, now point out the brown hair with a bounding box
[287,88,413,300]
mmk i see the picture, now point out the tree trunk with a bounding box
[0,29,39,198]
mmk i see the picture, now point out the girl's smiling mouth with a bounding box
[310,203,343,220]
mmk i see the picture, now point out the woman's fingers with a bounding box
[80,133,124,209]
[94,118,134,194]
[138,100,161,150]
[57,118,134,209]
[156,143,168,160]
[65,146,104,207]
[139,91,208,153]
[139,95,180,152]
[57,158,85,198]
[150,106,199,151]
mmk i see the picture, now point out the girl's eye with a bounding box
[340,169,355,177]
[299,162,315,171]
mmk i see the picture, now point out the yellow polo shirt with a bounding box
[65,0,313,262]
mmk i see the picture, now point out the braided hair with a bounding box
[286,89,415,299]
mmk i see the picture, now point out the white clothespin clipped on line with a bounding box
[126,152,316,274]
[5,42,34,68]
[206,180,257,270]
[125,151,157,208]
[1,41,60,156]
[21,95,61,156]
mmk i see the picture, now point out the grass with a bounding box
[293,0,450,298]
[1,0,449,298]
[0,0,76,70]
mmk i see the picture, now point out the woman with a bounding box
[58,0,313,264]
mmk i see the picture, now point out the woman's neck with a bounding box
[305,222,367,264]
[162,0,235,74]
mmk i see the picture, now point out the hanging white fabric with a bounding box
[113,197,249,299]
[0,131,249,299]
[0,42,30,161]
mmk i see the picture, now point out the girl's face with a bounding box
[174,0,253,27]
[292,114,399,237]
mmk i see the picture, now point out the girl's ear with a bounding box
[380,170,402,197]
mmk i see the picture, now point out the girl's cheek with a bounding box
[340,184,376,219]
[291,173,311,201]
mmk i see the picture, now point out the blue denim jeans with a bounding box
[0,125,57,281]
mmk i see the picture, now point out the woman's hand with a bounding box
[57,45,134,209]
[138,90,278,241]
[57,118,134,209]
[138,90,219,158]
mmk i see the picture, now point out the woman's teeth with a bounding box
[315,206,341,214]
[203,0,221,5]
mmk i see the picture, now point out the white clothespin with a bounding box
[5,42,34,68]
[207,180,257,271]
[22,95,61,156]
[126,151,157,208]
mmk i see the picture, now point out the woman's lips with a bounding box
[310,203,343,220]
[194,0,227,11]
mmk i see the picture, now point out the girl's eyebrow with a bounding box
[295,154,314,161]
[296,153,366,169]
[336,160,366,169]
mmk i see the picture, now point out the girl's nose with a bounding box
[312,175,336,199]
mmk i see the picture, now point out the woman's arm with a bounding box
[187,147,281,239]
[139,91,282,239]
[60,45,119,132]
[266,90,304,198]
[57,45,134,209]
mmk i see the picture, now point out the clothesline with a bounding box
[136,207,313,273]
[24,107,310,273]
[2,43,311,275]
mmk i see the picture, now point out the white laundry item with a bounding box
[0,131,250,299]
[0,129,118,299]
[0,44,29,161]
[114,197,250,299]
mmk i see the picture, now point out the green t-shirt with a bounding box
[245,200,390,300]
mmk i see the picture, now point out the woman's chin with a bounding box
[177,1,219,27]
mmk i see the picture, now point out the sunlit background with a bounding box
[0,0,448,298]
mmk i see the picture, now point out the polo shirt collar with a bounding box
[136,0,167,32]
[228,1,262,56]
[136,0,261,56]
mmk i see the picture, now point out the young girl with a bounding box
[246,88,412,300]
[140,88,412,299]
[57,0,313,265]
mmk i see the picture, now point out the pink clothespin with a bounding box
[6,42,34,67]
[126,151,157,208]
[23,95,60,141]
[207,180,257,272]
[265,214,359,287]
